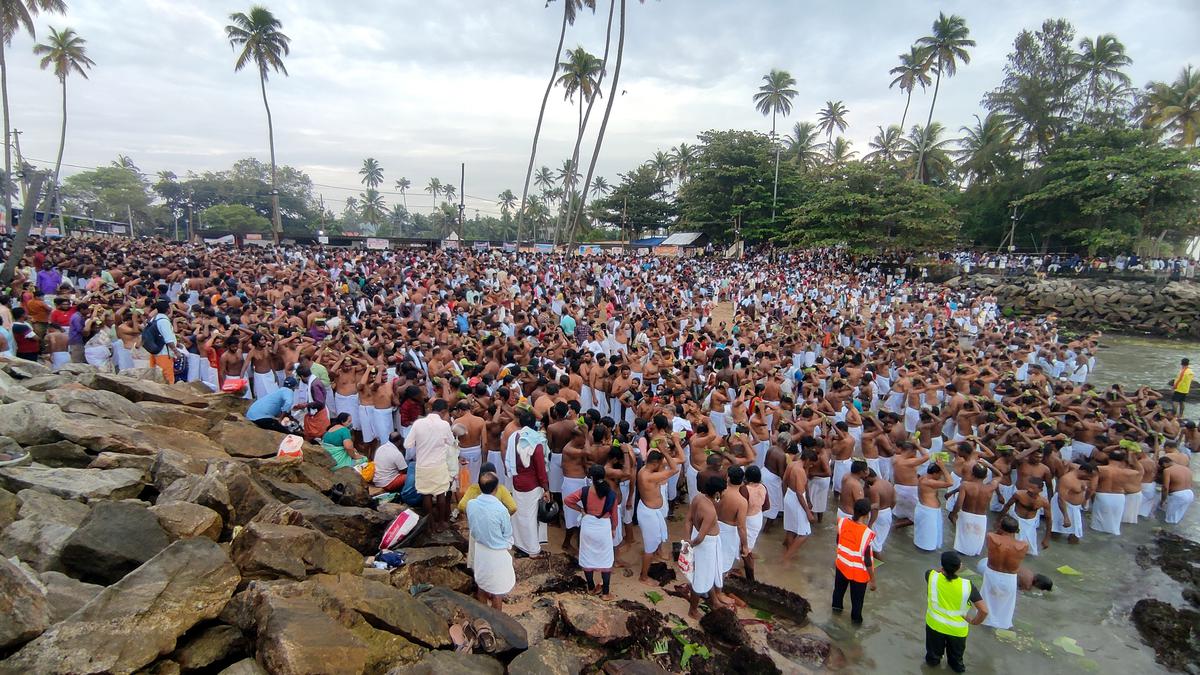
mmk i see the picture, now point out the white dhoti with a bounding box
[914,503,943,551]
[832,458,853,493]
[864,457,881,477]
[667,465,682,502]
[637,500,668,553]
[460,445,483,489]
[1014,512,1042,556]
[894,484,918,521]
[945,472,963,513]
[50,351,70,370]
[745,511,764,551]
[689,529,724,595]
[718,521,740,575]
[848,425,863,452]
[954,511,988,556]
[754,440,769,470]
[360,404,378,443]
[561,477,589,529]
[112,342,135,372]
[512,487,544,556]
[1051,499,1083,538]
[885,391,904,414]
[184,351,201,383]
[334,393,361,430]
[620,481,634,525]
[871,507,893,553]
[709,410,729,438]
[1139,483,1159,519]
[1090,492,1124,535]
[252,371,278,399]
[486,450,510,492]
[473,544,516,596]
[685,462,700,503]
[578,513,614,571]
[807,476,831,514]
[580,385,596,412]
[1164,489,1195,524]
[782,490,812,536]
[878,456,894,483]
[372,407,395,442]
[198,359,219,392]
[991,483,1017,512]
[548,453,564,494]
[978,561,1018,630]
[904,406,920,433]
[1122,492,1142,524]
[762,468,784,520]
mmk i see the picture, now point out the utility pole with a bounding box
[458,162,465,237]
[622,196,628,246]
[11,129,25,206]
[126,204,134,239]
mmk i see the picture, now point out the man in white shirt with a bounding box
[147,299,178,384]
[373,431,409,495]
[404,399,455,532]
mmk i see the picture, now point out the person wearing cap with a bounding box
[924,551,989,674]
[246,376,303,434]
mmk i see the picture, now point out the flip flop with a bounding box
[0,450,29,467]
[473,618,496,653]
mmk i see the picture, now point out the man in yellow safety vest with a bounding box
[924,551,989,673]
[1170,358,1193,417]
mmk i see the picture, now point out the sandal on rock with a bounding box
[473,618,496,653]
[450,620,476,653]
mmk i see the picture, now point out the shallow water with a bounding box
[745,334,1200,674]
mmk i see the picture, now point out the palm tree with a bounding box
[889,46,932,131]
[914,12,974,182]
[956,112,1015,185]
[226,5,291,243]
[816,100,849,145]
[359,157,383,189]
[1142,65,1199,147]
[524,194,550,241]
[0,0,65,283]
[647,150,673,191]
[589,176,610,197]
[394,176,410,210]
[671,143,695,184]
[752,68,798,229]
[901,122,954,183]
[424,177,442,211]
[534,166,555,194]
[442,183,457,204]
[32,26,93,230]
[864,125,904,164]
[555,46,603,229]
[555,159,580,190]
[518,0,594,244]
[786,121,823,170]
[1075,34,1131,115]
[387,203,407,236]
[825,137,857,166]
[497,189,517,214]
[358,188,385,229]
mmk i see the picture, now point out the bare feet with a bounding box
[688,607,704,620]
[600,593,615,601]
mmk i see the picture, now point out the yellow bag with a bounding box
[353,461,375,483]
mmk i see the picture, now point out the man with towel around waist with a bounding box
[977,516,1028,630]
[782,448,817,563]
[915,459,954,551]
[949,463,999,557]
[891,441,928,529]
[466,471,515,611]
[837,460,871,522]
[685,475,731,619]
[452,402,488,490]
[559,423,594,557]
[1091,449,1141,536]
[717,466,750,587]
[1051,462,1093,543]
[636,449,677,586]
[1159,456,1195,524]
[998,477,1050,556]
[865,469,896,555]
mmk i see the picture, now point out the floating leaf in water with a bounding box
[754,609,774,621]
[644,591,663,605]
[651,638,669,655]
[1052,636,1086,656]
[1056,565,1083,576]
[995,629,1019,643]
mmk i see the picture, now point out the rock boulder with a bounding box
[62,501,172,585]
[0,465,145,502]
[150,501,223,541]
[0,555,51,650]
[37,570,103,623]
[415,586,527,653]
[0,489,91,572]
[230,522,362,580]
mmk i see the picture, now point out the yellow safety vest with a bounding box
[926,570,971,638]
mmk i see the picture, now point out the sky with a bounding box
[5,0,1199,219]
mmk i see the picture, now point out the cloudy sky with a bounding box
[6,0,1198,218]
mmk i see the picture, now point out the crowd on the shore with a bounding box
[950,250,1198,278]
[1,236,1196,673]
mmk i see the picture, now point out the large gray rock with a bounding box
[211,420,286,458]
[385,651,504,675]
[46,387,153,423]
[0,538,240,675]
[149,448,209,492]
[62,501,171,585]
[137,401,223,433]
[289,497,391,554]
[37,570,103,623]
[0,489,90,572]
[252,591,370,675]
[20,373,71,391]
[25,440,92,468]
[149,501,223,542]
[77,373,208,407]
[0,465,145,502]
[0,555,50,649]
[507,638,601,675]
[558,594,632,644]
[415,587,528,653]
[171,624,248,671]
[89,451,155,476]
[0,401,67,445]
[302,573,450,648]
[217,659,268,675]
[230,522,362,580]
[0,486,19,531]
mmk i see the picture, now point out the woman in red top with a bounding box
[565,464,620,600]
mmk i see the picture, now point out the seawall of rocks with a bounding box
[947,274,1200,337]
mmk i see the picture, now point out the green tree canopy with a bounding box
[198,203,272,233]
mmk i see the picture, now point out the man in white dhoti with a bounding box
[1091,450,1141,536]
[636,449,676,585]
[915,462,953,552]
[466,472,515,611]
[1159,458,1195,525]
[685,475,729,620]
[979,517,1027,630]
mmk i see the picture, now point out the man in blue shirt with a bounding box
[466,472,515,611]
[246,377,300,434]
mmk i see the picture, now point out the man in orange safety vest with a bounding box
[832,497,876,624]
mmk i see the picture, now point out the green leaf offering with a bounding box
[644,591,664,605]
[1056,565,1083,576]
[1052,636,1086,656]
[754,609,774,621]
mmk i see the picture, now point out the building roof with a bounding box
[630,236,666,246]
[660,232,704,246]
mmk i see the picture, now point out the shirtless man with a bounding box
[636,449,676,585]
[1159,456,1195,524]
[781,449,816,563]
[687,421,721,503]
[805,436,833,523]
[999,476,1051,555]
[865,470,896,556]
[1051,462,1094,544]
[452,402,488,487]
[559,422,594,556]
[716,467,749,606]
[949,463,1000,557]
[685,476,730,619]
[1091,449,1140,536]
[838,460,870,521]
[761,439,789,526]
[891,441,929,528]
[914,459,953,552]
[249,333,277,399]
[545,403,577,522]
[979,516,1029,630]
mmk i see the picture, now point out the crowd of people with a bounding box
[951,250,1198,279]
[1,236,1196,672]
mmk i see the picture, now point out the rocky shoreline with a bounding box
[0,361,833,674]
[947,275,1200,338]
[1134,532,1200,674]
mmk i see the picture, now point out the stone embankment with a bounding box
[0,360,831,674]
[947,275,1200,337]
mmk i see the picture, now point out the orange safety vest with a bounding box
[835,517,875,583]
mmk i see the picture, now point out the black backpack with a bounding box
[141,316,165,354]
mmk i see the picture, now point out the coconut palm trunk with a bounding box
[914,58,942,184]
[518,3,569,245]
[770,109,780,228]
[38,74,66,230]
[568,0,625,249]
[1,39,14,255]
[1,173,43,284]
[259,69,281,242]
[899,86,914,132]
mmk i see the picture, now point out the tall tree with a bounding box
[534,166,555,195]
[359,157,383,189]
[226,5,291,243]
[32,26,93,229]
[442,182,457,204]
[589,175,610,196]
[984,19,1076,159]
[825,137,857,166]
[517,0,593,244]
[497,189,517,214]
[647,150,673,192]
[889,46,932,131]
[0,0,65,283]
[1142,65,1200,147]
[671,143,695,184]
[358,188,385,229]
[424,177,442,211]
[816,100,849,145]
[864,125,904,164]
[1074,34,1131,115]
[555,43,605,242]
[394,176,410,211]
[786,122,823,169]
[752,68,798,232]
[914,12,974,181]
[957,112,1016,185]
[901,122,954,184]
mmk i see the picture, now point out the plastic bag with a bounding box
[276,434,305,458]
[676,540,695,584]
